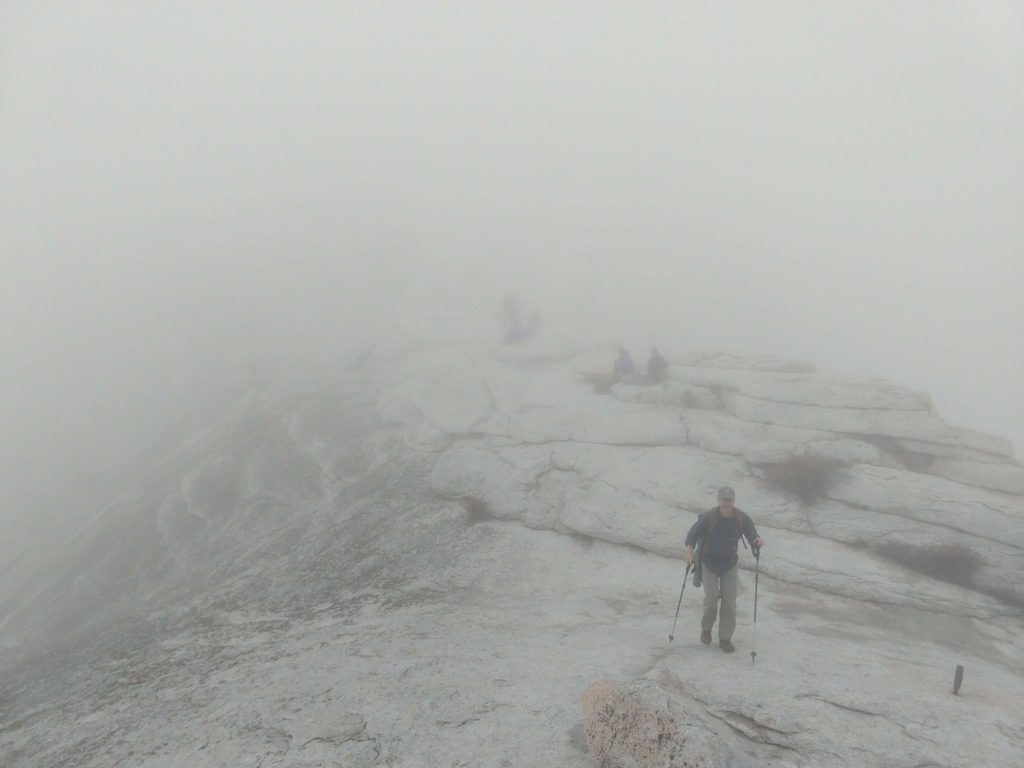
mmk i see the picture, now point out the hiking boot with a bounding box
[719,639,735,653]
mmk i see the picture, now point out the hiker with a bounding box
[646,347,668,384]
[612,348,636,381]
[525,310,543,339]
[502,293,525,343]
[683,486,765,653]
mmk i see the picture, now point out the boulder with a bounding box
[580,680,722,768]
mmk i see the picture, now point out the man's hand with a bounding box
[752,536,765,550]
[684,545,694,566]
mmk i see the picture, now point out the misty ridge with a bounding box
[2,3,1024,768]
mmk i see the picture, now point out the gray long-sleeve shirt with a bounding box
[685,507,759,575]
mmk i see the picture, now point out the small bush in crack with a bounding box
[983,585,1024,610]
[461,497,493,525]
[876,542,983,589]
[761,455,844,505]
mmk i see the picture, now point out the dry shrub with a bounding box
[977,585,1024,610]
[876,542,983,589]
[875,541,1024,608]
[460,497,492,525]
[761,455,844,505]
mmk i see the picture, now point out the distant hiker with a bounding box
[502,293,526,343]
[684,486,765,653]
[646,347,668,384]
[612,348,636,381]
[525,310,543,339]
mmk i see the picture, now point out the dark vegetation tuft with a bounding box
[875,542,982,590]
[761,455,844,505]
[461,497,492,525]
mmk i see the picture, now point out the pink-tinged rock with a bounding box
[580,680,715,768]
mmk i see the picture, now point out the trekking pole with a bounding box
[750,545,760,664]
[668,562,692,643]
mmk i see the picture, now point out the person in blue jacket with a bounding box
[684,486,765,653]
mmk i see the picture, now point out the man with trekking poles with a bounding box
[681,486,765,654]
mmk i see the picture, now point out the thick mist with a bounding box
[2,2,1022,565]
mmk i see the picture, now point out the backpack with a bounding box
[692,506,746,587]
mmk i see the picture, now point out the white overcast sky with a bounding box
[2,2,1022,552]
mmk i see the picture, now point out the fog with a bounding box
[2,2,1022,563]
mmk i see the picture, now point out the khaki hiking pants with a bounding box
[701,564,739,642]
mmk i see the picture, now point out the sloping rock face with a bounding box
[418,345,1024,613]
[1,341,1022,768]
[929,458,1024,495]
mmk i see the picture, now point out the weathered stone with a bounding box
[431,441,1019,617]
[669,367,931,410]
[612,381,721,410]
[486,336,585,365]
[375,345,495,434]
[929,459,1024,496]
[895,438,1007,463]
[949,427,1016,459]
[476,401,689,446]
[721,391,958,443]
[680,410,894,467]
[806,499,1024,606]
[6,344,1024,768]
[826,464,1024,547]
[413,370,493,434]
[672,351,815,372]
[580,680,720,768]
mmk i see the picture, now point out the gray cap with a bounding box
[717,485,736,500]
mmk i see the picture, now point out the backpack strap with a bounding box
[705,506,745,544]
[702,507,718,548]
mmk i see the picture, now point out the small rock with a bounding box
[580,680,719,767]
